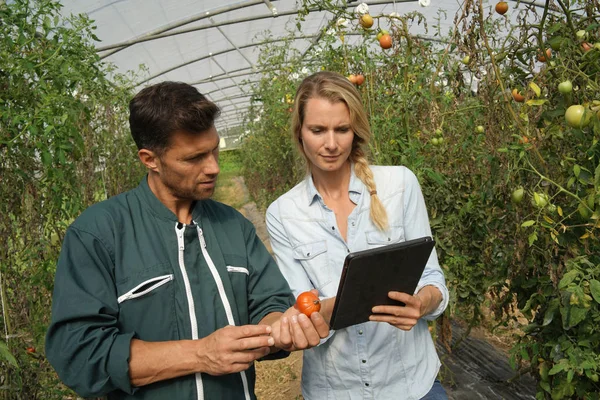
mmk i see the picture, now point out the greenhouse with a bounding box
[1,0,599,399]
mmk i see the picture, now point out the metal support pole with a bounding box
[209,17,255,69]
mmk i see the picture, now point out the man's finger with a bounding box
[229,347,271,368]
[237,336,274,351]
[234,324,272,339]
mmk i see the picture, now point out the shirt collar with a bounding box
[305,163,364,206]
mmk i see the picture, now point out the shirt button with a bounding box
[365,383,370,387]
[307,252,310,256]
[362,359,366,363]
[351,222,355,226]
[388,237,391,241]
[331,226,335,230]
[358,330,363,335]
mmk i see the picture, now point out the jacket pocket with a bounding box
[365,226,405,247]
[292,240,331,290]
[116,264,179,340]
[118,274,174,303]
[226,266,249,275]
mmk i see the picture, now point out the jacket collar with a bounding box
[305,163,364,206]
[136,175,205,223]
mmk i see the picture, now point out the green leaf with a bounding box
[561,304,588,329]
[525,99,547,106]
[573,164,581,177]
[521,220,536,228]
[528,232,538,246]
[0,341,18,368]
[559,270,580,289]
[529,82,541,97]
[548,361,568,375]
[41,151,52,167]
[543,298,559,326]
[590,279,600,304]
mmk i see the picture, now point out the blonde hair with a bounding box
[291,71,388,231]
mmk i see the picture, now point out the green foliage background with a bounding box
[0,0,599,399]
[0,0,144,397]
[240,1,600,399]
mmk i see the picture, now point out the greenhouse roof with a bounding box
[59,0,544,134]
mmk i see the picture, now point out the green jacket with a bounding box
[45,176,294,399]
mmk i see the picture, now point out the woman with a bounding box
[266,71,449,400]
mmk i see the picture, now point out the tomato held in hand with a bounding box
[295,291,321,316]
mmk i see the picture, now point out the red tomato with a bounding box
[26,347,35,354]
[295,291,321,316]
[495,1,508,15]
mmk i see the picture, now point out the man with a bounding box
[45,81,329,399]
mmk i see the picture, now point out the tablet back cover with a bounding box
[330,237,435,330]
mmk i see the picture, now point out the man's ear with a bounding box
[138,149,160,172]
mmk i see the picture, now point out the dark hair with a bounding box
[129,81,221,154]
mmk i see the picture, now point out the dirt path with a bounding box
[229,176,537,400]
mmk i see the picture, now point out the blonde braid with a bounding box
[353,154,388,231]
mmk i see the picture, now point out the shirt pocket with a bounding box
[293,240,332,290]
[365,226,405,248]
[224,255,250,325]
[116,264,179,340]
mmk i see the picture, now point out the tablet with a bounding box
[329,236,435,330]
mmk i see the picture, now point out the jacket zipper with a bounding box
[175,223,204,400]
[194,224,252,400]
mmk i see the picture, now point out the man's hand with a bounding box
[369,286,442,331]
[196,324,274,376]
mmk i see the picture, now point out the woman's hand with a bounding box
[369,286,442,331]
[270,290,330,351]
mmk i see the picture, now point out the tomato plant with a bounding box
[295,292,321,317]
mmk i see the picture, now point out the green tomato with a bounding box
[576,30,587,41]
[548,36,564,51]
[461,55,470,65]
[511,188,524,204]
[437,137,444,144]
[532,192,549,208]
[558,80,572,94]
[565,105,592,128]
[435,128,443,136]
[476,125,485,133]
[431,137,439,146]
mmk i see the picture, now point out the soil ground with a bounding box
[215,175,538,400]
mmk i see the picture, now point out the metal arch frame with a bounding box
[97,0,549,57]
[98,0,266,59]
[99,0,552,128]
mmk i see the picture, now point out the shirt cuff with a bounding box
[108,331,138,394]
[415,282,448,320]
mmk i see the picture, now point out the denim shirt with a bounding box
[266,165,449,400]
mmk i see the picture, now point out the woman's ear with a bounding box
[138,149,160,172]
